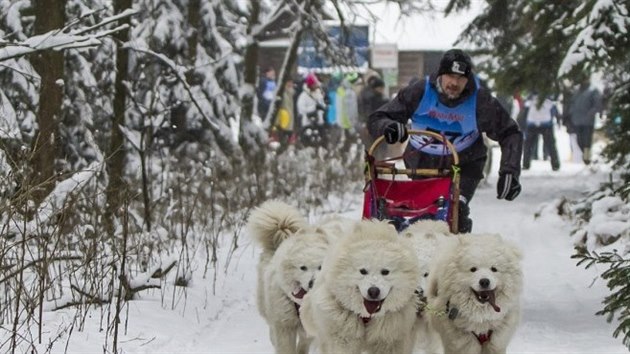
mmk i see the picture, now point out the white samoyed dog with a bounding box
[300,219,420,354]
[427,233,523,354]
[247,200,337,354]
[401,220,452,354]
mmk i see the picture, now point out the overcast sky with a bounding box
[366,0,484,50]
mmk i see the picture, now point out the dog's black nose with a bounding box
[308,279,314,289]
[368,286,380,299]
[479,278,490,288]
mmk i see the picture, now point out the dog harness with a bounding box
[409,76,480,155]
[446,300,493,345]
[472,330,493,345]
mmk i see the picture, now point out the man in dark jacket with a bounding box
[568,78,602,165]
[368,49,523,233]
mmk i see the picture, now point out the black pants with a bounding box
[523,124,559,170]
[574,125,594,151]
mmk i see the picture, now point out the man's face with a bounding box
[440,73,468,99]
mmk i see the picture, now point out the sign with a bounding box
[371,44,398,69]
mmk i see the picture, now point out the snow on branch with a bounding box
[122,44,220,130]
[0,8,138,62]
[558,0,629,76]
[7,162,101,238]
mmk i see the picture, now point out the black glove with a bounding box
[458,200,472,233]
[383,122,408,144]
[497,173,521,201]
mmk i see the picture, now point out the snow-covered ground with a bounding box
[22,127,628,353]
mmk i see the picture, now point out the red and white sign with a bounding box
[371,44,398,69]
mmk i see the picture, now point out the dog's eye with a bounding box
[300,266,307,271]
[318,265,321,270]
[423,272,429,278]
[381,269,390,276]
[359,268,368,275]
[470,267,477,272]
[491,267,498,272]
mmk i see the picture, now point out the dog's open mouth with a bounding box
[363,299,384,315]
[471,288,501,312]
[292,287,307,299]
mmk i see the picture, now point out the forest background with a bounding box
[0,0,629,352]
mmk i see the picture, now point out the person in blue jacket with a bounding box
[368,49,523,233]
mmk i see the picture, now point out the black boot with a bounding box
[458,201,473,233]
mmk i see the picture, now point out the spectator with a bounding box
[357,76,388,152]
[522,94,560,171]
[336,73,360,150]
[296,73,327,147]
[568,78,603,165]
[257,67,276,122]
[271,79,296,148]
[368,49,523,233]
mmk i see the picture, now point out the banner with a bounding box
[298,25,369,72]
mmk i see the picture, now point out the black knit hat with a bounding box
[438,49,473,77]
[369,77,385,89]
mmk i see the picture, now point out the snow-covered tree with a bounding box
[453,0,629,101]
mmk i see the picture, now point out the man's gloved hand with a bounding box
[497,173,521,201]
[383,122,408,144]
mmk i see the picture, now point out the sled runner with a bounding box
[362,130,461,233]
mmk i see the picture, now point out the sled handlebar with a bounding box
[368,129,460,166]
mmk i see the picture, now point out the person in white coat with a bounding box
[296,73,326,128]
[296,73,327,147]
[522,94,560,171]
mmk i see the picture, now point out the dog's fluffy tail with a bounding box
[247,200,307,252]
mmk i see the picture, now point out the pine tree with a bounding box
[574,250,630,350]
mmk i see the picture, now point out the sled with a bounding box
[362,130,461,233]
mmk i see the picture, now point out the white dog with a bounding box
[427,233,523,354]
[401,220,452,354]
[247,200,334,354]
[300,220,420,354]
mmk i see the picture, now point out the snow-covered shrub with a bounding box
[574,249,630,350]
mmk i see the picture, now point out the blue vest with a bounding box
[409,76,480,155]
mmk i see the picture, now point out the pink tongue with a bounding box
[292,288,307,299]
[363,299,383,314]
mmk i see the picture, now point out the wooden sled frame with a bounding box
[363,130,461,233]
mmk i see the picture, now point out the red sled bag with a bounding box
[362,130,461,233]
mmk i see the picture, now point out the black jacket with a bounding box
[368,73,523,181]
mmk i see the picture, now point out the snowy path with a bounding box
[202,158,627,353]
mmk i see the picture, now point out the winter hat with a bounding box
[438,49,473,77]
[345,72,360,84]
[370,77,385,89]
[305,73,319,89]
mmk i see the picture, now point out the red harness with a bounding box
[472,330,493,345]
